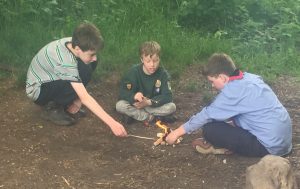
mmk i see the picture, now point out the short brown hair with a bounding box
[139,41,161,57]
[202,53,236,77]
[72,23,104,52]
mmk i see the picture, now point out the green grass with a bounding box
[0,0,299,86]
[0,71,10,80]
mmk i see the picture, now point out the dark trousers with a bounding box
[35,80,77,107]
[202,121,269,157]
[35,60,97,107]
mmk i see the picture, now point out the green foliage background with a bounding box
[1,0,300,85]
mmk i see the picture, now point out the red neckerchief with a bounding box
[229,70,243,81]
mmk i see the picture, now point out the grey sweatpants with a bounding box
[116,100,176,121]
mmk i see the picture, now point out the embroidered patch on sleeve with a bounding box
[126,83,132,90]
[167,81,172,90]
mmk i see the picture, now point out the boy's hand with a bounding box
[67,99,82,114]
[70,82,127,137]
[133,98,151,109]
[134,92,144,102]
[109,121,127,137]
[165,131,179,144]
[166,125,186,144]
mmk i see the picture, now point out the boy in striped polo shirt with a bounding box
[26,23,127,137]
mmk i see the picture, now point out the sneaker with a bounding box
[143,114,156,127]
[121,115,135,125]
[41,103,76,126]
[68,108,87,119]
[192,138,232,155]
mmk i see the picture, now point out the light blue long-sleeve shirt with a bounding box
[183,73,292,156]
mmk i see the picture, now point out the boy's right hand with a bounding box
[165,131,179,144]
[109,121,127,137]
[166,125,186,144]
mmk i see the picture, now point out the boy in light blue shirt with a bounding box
[166,53,292,157]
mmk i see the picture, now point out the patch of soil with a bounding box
[0,64,299,189]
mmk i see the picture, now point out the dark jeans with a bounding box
[35,80,77,107]
[35,60,97,107]
[202,121,269,157]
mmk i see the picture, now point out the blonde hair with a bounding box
[139,41,161,57]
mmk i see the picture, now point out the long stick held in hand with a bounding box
[128,134,155,140]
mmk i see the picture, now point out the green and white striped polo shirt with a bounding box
[26,37,81,101]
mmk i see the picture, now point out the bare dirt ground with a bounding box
[0,64,299,189]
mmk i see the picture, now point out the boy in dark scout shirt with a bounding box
[116,41,176,125]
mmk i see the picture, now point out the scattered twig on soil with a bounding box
[96,182,111,185]
[62,176,70,186]
[62,176,75,189]
[293,144,300,149]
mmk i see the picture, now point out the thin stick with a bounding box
[128,134,155,140]
[62,176,70,186]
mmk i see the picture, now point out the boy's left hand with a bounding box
[67,99,82,114]
[133,98,151,109]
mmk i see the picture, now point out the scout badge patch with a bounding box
[155,80,161,88]
[155,80,161,93]
[126,83,132,90]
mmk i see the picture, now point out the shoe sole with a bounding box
[193,138,231,155]
[41,113,76,126]
[195,145,229,155]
